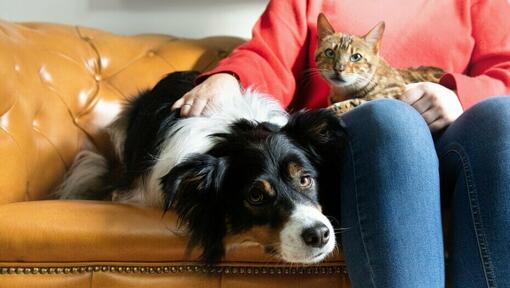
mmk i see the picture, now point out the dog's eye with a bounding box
[248,190,266,206]
[299,175,314,188]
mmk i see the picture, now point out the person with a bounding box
[172,1,510,287]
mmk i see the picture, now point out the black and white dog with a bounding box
[56,71,345,264]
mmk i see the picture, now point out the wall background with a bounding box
[0,0,268,38]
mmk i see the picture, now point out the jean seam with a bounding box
[347,139,377,288]
[440,145,497,288]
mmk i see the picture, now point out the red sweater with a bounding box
[202,0,510,110]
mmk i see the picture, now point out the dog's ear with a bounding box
[282,109,346,220]
[160,154,227,264]
[282,109,346,164]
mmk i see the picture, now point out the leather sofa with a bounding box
[0,21,349,287]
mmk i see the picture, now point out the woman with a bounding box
[172,1,510,287]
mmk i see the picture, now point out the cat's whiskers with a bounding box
[301,68,327,88]
[354,75,373,87]
[302,68,329,77]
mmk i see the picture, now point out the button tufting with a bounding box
[39,66,53,82]
[147,50,156,57]
[94,74,102,81]
[0,114,9,128]
[100,57,110,69]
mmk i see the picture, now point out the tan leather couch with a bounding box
[0,21,349,287]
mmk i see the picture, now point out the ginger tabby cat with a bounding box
[315,13,444,114]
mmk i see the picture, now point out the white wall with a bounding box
[0,0,268,38]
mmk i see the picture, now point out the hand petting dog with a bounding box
[172,73,242,117]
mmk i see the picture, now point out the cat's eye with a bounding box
[247,189,266,206]
[324,48,335,58]
[299,175,314,188]
[350,53,363,62]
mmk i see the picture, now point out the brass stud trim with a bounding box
[0,264,345,275]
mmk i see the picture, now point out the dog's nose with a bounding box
[301,223,330,248]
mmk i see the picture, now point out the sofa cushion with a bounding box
[0,200,344,264]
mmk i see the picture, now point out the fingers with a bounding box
[428,117,448,133]
[171,97,185,110]
[421,107,441,124]
[188,98,208,117]
[410,94,433,114]
[180,101,193,116]
[400,83,425,105]
[415,99,448,132]
[171,89,206,117]
[411,95,443,129]
[169,73,242,118]
[400,82,461,133]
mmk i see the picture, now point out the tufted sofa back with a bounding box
[0,21,244,204]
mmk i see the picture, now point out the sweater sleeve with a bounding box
[439,0,510,109]
[198,0,310,107]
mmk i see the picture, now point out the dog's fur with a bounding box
[55,71,345,264]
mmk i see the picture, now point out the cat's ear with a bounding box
[317,13,335,41]
[363,21,385,53]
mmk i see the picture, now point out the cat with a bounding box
[314,13,445,114]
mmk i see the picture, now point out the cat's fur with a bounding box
[314,13,444,114]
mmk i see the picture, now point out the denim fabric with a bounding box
[437,96,510,288]
[337,97,510,288]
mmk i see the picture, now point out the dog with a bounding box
[55,71,345,264]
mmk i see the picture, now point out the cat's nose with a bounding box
[336,64,346,72]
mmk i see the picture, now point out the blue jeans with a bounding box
[338,97,510,288]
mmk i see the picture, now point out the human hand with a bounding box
[171,73,242,117]
[400,82,464,132]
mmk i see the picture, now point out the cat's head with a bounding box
[315,13,384,89]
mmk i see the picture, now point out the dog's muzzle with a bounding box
[279,205,336,263]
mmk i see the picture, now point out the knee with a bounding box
[464,96,510,124]
[349,99,432,144]
[457,96,510,140]
[341,99,437,165]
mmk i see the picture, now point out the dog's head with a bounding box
[161,109,345,264]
